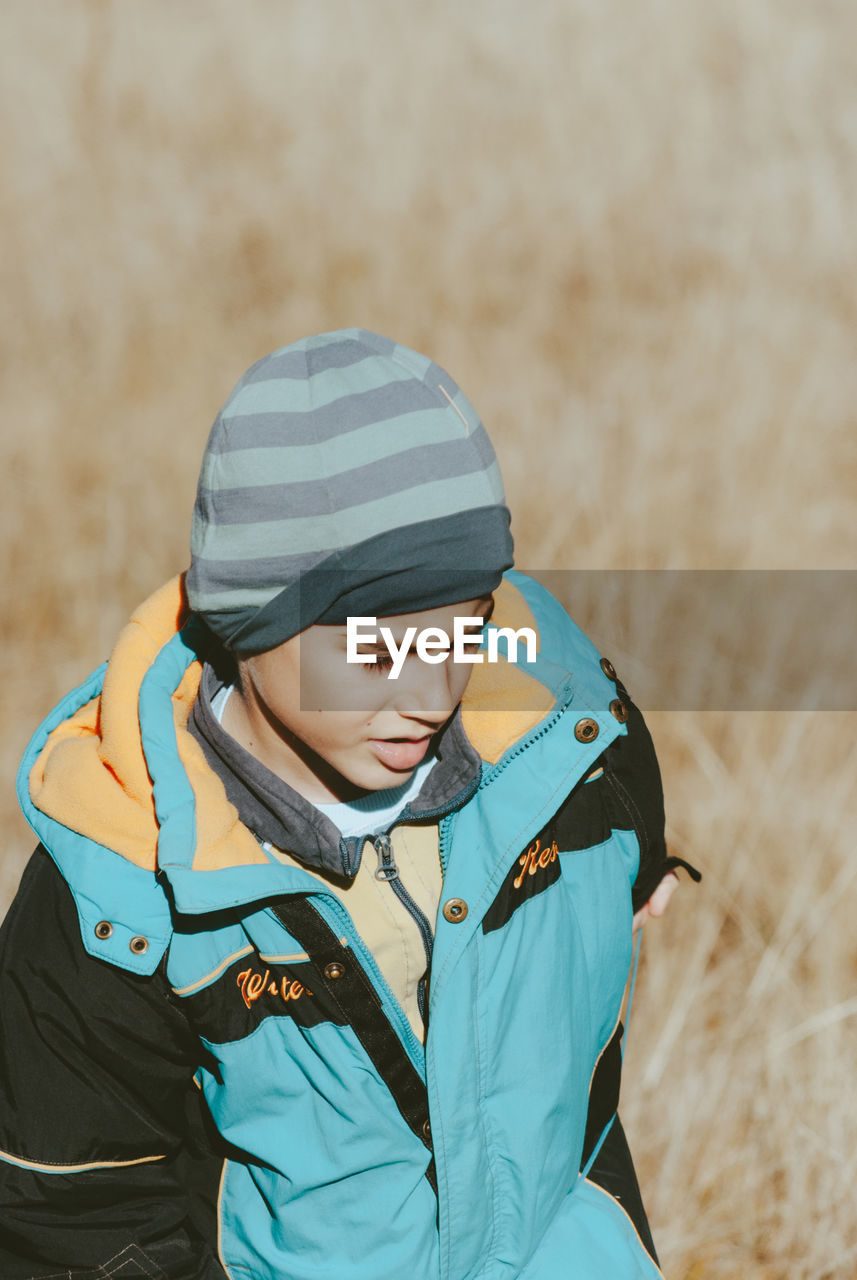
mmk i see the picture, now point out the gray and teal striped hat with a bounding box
[186,328,514,654]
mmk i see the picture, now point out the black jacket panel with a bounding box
[0,848,226,1280]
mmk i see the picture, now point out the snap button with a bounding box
[442,898,468,923]
[574,717,599,743]
[323,961,346,980]
[94,921,113,940]
[600,656,617,681]
[422,1118,432,1142]
[609,699,628,723]
[129,935,149,955]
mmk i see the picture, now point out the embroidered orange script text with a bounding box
[513,837,559,890]
[237,968,312,1010]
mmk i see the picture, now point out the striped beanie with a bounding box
[186,328,515,654]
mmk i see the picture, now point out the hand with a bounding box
[632,872,679,933]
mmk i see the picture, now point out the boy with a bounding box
[0,329,696,1279]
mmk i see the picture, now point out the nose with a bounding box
[389,652,457,723]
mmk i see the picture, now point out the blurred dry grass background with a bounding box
[2,2,856,1275]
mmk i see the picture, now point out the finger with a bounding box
[647,872,679,918]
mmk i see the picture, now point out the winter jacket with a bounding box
[0,569,693,1279]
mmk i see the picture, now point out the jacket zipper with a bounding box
[372,832,434,1024]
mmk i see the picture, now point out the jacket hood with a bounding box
[26,578,266,874]
[18,570,622,972]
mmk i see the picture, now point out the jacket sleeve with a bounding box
[577,686,699,1265]
[0,846,228,1280]
[606,688,701,913]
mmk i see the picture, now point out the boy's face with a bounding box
[231,594,495,804]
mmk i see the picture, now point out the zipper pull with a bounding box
[373,833,399,882]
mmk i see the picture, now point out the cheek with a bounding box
[274,654,342,713]
[248,648,301,702]
[450,660,476,700]
[307,711,372,751]
[309,650,389,713]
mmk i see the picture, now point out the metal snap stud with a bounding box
[600,657,617,681]
[442,898,468,923]
[609,699,628,723]
[129,935,149,954]
[422,1118,432,1142]
[323,961,346,980]
[574,717,600,743]
[94,921,113,940]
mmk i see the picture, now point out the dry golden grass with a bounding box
[2,2,856,1275]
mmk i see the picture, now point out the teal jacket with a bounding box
[1,570,675,1279]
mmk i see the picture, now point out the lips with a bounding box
[368,736,432,770]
